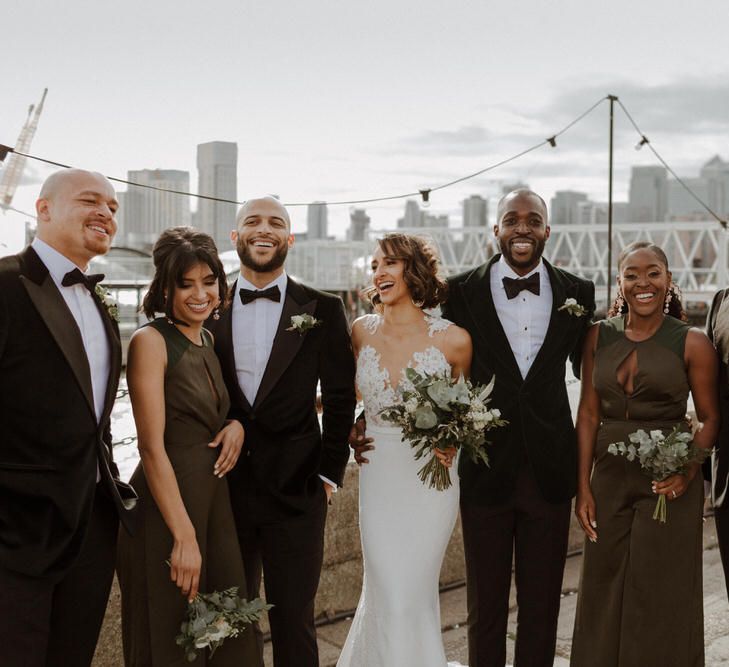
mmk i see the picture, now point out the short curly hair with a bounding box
[142,226,229,324]
[364,233,448,310]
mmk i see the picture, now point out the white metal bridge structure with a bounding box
[284,221,729,313]
[91,219,728,353]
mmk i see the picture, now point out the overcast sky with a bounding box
[1,0,728,253]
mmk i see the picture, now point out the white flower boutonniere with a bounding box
[558,297,586,317]
[286,313,321,335]
[95,284,119,322]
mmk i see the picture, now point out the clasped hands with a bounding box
[348,418,456,467]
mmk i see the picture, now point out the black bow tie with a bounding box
[239,285,282,305]
[61,268,105,293]
[502,273,540,299]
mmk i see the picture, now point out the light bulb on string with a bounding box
[419,189,431,209]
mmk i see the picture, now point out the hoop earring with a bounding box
[411,297,424,308]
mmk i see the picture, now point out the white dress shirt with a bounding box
[32,237,110,423]
[232,272,288,405]
[491,256,552,379]
[231,272,336,490]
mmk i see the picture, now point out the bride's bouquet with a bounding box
[380,369,507,490]
[607,424,710,523]
[175,587,272,661]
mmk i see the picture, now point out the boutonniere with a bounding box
[558,297,587,317]
[95,284,119,322]
[286,313,321,335]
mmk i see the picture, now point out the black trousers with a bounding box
[231,489,328,667]
[461,463,571,667]
[0,486,118,667]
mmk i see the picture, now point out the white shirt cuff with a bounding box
[319,475,338,492]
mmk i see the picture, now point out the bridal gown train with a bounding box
[338,314,464,667]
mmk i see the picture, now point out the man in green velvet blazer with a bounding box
[442,189,594,667]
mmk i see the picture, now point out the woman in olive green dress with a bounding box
[571,241,719,667]
[117,227,261,666]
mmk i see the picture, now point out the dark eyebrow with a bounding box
[244,214,286,223]
[622,263,663,271]
[77,190,119,207]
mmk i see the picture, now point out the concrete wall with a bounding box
[93,462,585,665]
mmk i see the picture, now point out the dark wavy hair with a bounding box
[607,240,687,321]
[364,233,448,310]
[142,227,229,324]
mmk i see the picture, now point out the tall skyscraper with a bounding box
[628,166,667,222]
[121,169,191,249]
[306,201,329,239]
[197,141,238,249]
[348,208,370,241]
[550,190,588,225]
[462,195,488,227]
[397,200,423,228]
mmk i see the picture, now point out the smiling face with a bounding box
[233,197,293,279]
[35,169,118,268]
[618,247,672,317]
[370,243,410,307]
[170,261,221,325]
[494,191,550,275]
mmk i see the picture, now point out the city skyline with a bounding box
[1,0,727,253]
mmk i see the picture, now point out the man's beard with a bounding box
[499,237,546,271]
[237,239,289,273]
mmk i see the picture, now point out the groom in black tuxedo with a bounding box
[442,189,594,667]
[0,169,136,667]
[211,196,356,666]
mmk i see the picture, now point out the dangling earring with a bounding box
[614,289,625,315]
[664,286,673,314]
[213,307,220,320]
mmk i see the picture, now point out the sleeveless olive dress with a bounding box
[570,316,704,667]
[117,319,260,666]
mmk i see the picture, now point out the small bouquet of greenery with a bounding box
[607,424,711,523]
[175,587,272,662]
[380,370,507,490]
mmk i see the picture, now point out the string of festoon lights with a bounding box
[0,94,725,226]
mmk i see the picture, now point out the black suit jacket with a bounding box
[211,277,356,521]
[706,288,729,506]
[442,255,595,505]
[0,247,135,579]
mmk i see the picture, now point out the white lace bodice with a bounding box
[356,314,453,426]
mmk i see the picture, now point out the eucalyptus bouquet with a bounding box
[607,424,710,523]
[175,587,272,662]
[380,369,507,490]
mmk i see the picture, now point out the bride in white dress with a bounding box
[338,234,471,667]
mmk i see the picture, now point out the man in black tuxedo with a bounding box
[0,169,136,667]
[705,289,729,596]
[441,189,594,666]
[210,196,356,666]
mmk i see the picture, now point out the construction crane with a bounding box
[0,88,48,209]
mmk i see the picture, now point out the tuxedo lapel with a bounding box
[461,256,522,382]
[253,278,316,410]
[19,248,96,419]
[218,281,253,414]
[523,260,570,383]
